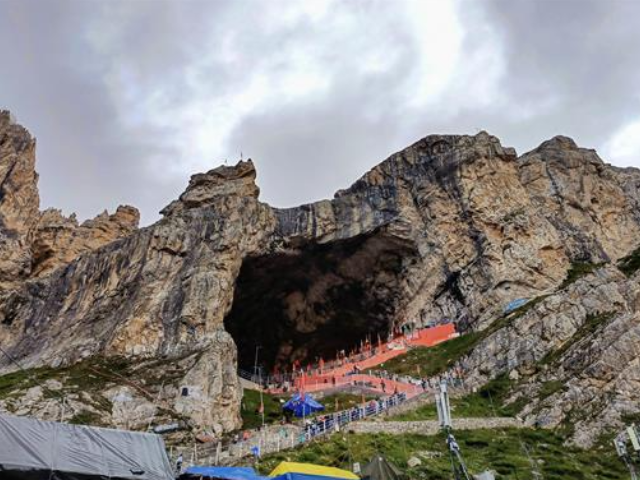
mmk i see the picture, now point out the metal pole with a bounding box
[259,366,265,428]
[254,346,262,383]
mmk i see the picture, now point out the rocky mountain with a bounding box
[1,110,640,443]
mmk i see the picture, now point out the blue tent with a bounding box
[182,466,268,480]
[282,393,325,417]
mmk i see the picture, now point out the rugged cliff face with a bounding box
[32,206,139,278]
[0,111,40,288]
[0,111,140,287]
[2,110,640,440]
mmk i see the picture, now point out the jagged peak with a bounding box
[39,205,140,230]
[160,159,260,217]
[519,135,605,167]
[0,109,33,144]
[335,130,516,199]
[533,135,579,152]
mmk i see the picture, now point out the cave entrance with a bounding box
[224,231,418,373]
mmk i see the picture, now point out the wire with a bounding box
[0,342,70,417]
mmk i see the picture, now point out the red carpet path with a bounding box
[267,324,458,398]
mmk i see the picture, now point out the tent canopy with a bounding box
[269,461,358,480]
[182,466,268,480]
[282,394,324,417]
[361,456,404,480]
[0,413,174,480]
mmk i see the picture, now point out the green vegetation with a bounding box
[69,409,104,426]
[372,332,483,378]
[560,262,604,289]
[241,391,379,429]
[541,311,616,366]
[318,392,376,415]
[391,374,526,421]
[502,208,526,223]
[501,295,549,324]
[255,428,628,480]
[0,356,127,400]
[241,389,284,429]
[373,296,550,380]
[538,380,566,400]
[618,245,640,277]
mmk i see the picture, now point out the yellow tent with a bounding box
[269,461,359,480]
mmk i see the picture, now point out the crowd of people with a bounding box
[301,393,407,439]
[262,323,459,393]
[369,365,466,391]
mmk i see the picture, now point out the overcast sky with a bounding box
[2,0,640,225]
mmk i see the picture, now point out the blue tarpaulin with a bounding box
[282,394,325,417]
[183,466,268,480]
[504,298,528,314]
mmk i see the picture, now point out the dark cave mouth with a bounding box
[223,231,418,372]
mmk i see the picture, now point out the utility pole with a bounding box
[259,366,265,428]
[254,345,265,428]
[436,381,471,480]
[253,345,262,383]
[615,425,640,480]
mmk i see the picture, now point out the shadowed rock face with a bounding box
[3,111,640,436]
[225,231,418,370]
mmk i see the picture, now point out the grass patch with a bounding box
[501,295,548,324]
[560,262,604,289]
[538,380,566,400]
[502,208,526,223]
[241,391,378,429]
[0,368,48,399]
[391,374,525,421]
[318,393,377,415]
[618,246,640,277]
[254,427,628,480]
[541,311,616,366]
[372,332,483,378]
[372,297,549,380]
[241,389,284,429]
[68,409,104,426]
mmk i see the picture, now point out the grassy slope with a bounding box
[241,389,284,429]
[618,246,640,277]
[371,332,482,378]
[255,428,628,480]
[318,392,377,415]
[241,391,378,429]
[0,354,200,427]
[391,375,525,421]
[0,356,130,400]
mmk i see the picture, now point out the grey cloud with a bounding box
[1,0,640,225]
[477,0,640,149]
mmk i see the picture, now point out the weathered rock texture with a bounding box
[0,111,40,288]
[459,264,640,447]
[2,110,640,439]
[32,206,139,277]
[0,111,139,288]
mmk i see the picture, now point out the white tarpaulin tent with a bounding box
[0,413,175,480]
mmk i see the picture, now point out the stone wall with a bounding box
[348,417,524,435]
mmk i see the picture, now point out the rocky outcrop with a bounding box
[0,110,140,286]
[32,206,139,277]
[3,111,640,438]
[349,417,524,435]
[0,111,40,288]
[0,155,273,432]
[457,264,640,447]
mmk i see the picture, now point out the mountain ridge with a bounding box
[1,110,639,443]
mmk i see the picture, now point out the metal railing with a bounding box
[173,392,409,468]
